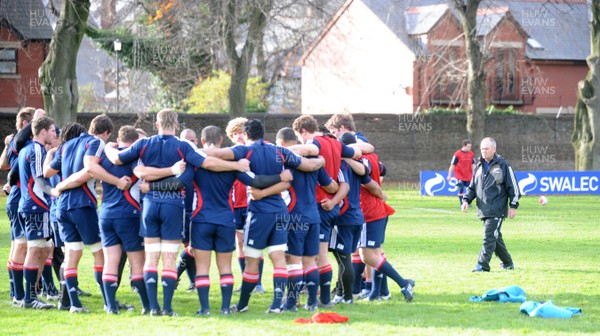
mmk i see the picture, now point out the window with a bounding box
[432,47,464,104]
[495,49,516,99]
[0,49,17,74]
[446,48,458,95]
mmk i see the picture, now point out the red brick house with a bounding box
[0,0,52,112]
[301,0,589,114]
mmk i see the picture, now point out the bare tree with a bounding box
[142,0,337,114]
[101,0,116,28]
[81,0,339,114]
[573,0,600,170]
[261,0,342,112]
[84,0,213,110]
[40,0,91,126]
[451,0,486,148]
[223,0,273,116]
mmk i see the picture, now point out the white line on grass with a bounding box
[413,207,455,214]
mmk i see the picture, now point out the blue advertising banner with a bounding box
[420,171,600,196]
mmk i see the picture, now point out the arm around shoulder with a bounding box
[297,156,325,172]
[104,144,124,165]
[351,142,373,154]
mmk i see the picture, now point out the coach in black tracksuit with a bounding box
[461,137,520,272]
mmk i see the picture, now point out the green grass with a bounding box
[1,188,599,335]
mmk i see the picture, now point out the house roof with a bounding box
[0,0,53,40]
[361,0,415,46]
[503,1,589,61]
[476,6,509,36]
[304,0,590,63]
[405,4,449,35]
[300,0,355,64]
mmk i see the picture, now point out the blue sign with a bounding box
[420,171,600,196]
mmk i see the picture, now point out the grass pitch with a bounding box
[0,187,598,336]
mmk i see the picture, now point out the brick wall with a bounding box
[0,26,48,111]
[0,112,575,183]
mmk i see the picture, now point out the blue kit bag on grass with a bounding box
[520,300,582,319]
[469,285,527,303]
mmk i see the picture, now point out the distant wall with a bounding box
[0,26,48,112]
[0,112,575,182]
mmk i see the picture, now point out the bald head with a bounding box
[480,137,497,161]
[180,128,198,145]
[481,137,496,148]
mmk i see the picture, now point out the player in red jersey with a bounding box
[447,140,475,206]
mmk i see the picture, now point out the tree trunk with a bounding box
[100,0,116,29]
[225,0,271,116]
[572,0,600,170]
[466,54,487,149]
[229,57,251,117]
[454,0,486,150]
[255,30,267,82]
[40,0,90,127]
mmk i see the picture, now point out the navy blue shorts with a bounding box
[52,221,64,248]
[182,211,192,244]
[58,207,101,245]
[234,207,247,231]
[100,217,144,252]
[7,203,25,240]
[244,211,288,250]
[141,202,184,241]
[318,204,340,243]
[20,212,51,241]
[329,224,362,254]
[456,180,470,196]
[287,222,320,257]
[190,222,235,253]
[359,217,387,248]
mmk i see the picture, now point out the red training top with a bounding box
[451,149,475,181]
[360,152,395,223]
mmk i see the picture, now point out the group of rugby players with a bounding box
[2,107,414,316]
